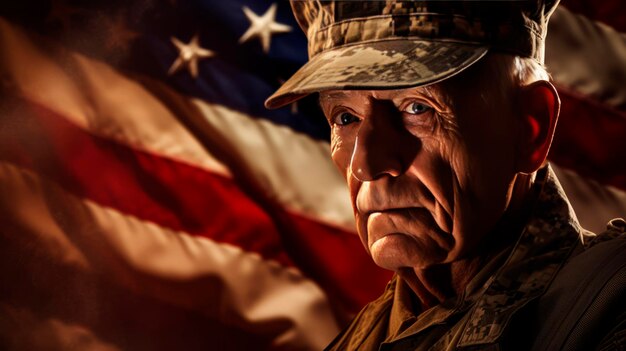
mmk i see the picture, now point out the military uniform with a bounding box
[325,166,626,351]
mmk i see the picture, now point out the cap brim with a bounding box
[266,39,489,109]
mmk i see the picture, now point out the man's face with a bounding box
[319,80,520,272]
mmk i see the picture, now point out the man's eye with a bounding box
[333,112,360,126]
[404,102,432,115]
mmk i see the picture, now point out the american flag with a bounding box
[0,0,624,350]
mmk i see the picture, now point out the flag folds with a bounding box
[0,0,624,350]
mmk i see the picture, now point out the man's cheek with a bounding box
[331,137,363,230]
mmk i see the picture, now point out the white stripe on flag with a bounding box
[192,98,356,231]
[548,6,626,108]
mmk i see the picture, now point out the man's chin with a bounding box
[369,233,447,271]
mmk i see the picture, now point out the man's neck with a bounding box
[398,254,488,311]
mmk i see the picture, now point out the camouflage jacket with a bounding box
[326,165,626,351]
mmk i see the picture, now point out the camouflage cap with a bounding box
[265,0,560,109]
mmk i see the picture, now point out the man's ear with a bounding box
[516,80,560,174]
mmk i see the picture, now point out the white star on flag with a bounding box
[239,3,292,53]
[168,34,214,78]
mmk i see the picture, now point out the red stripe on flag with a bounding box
[0,98,291,266]
[561,0,626,33]
[0,97,391,310]
[550,87,626,191]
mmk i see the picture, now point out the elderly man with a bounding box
[266,1,626,350]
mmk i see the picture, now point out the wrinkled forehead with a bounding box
[319,86,437,104]
[318,81,457,108]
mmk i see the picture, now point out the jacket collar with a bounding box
[457,165,585,347]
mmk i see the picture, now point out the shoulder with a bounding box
[528,218,626,351]
[584,218,626,248]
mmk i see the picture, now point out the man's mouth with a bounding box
[365,207,452,249]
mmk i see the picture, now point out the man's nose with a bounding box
[350,104,419,181]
